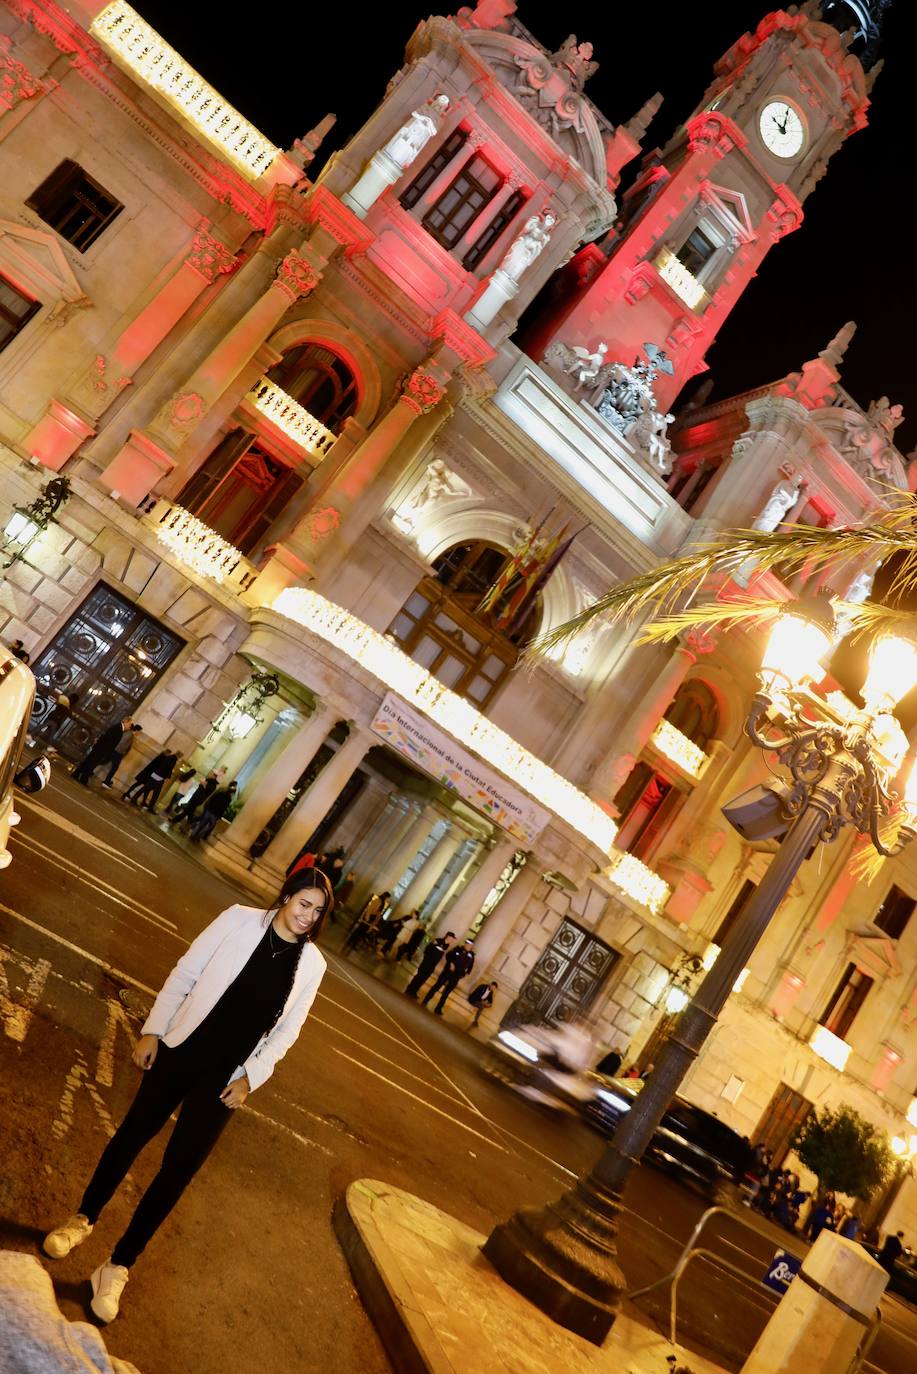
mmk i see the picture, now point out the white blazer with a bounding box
[142,903,326,1092]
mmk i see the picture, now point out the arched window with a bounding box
[266,344,358,433]
[386,542,540,707]
[613,679,719,860]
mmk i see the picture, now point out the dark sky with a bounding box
[136,2,915,446]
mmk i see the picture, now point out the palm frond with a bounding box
[631,596,785,645]
[529,496,917,658]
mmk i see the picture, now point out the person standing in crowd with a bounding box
[165,765,198,816]
[467,980,497,1028]
[188,782,237,843]
[8,638,30,664]
[124,751,179,811]
[45,688,80,742]
[376,913,405,959]
[878,1229,906,1274]
[172,769,222,827]
[42,868,333,1323]
[390,910,422,961]
[422,935,475,1015]
[345,891,389,951]
[72,718,138,786]
[401,916,428,963]
[103,723,142,789]
[405,931,454,998]
[332,870,356,922]
[286,849,317,879]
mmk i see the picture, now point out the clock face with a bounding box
[759,101,806,159]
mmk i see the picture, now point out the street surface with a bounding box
[1,770,916,1374]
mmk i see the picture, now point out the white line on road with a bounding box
[18,794,158,876]
[328,1045,507,1151]
[243,1105,333,1157]
[11,831,181,935]
[0,902,160,996]
[310,1014,480,1110]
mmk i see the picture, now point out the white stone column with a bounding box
[372,805,438,899]
[473,861,544,974]
[397,822,458,910]
[444,836,519,942]
[209,703,335,870]
[256,725,375,886]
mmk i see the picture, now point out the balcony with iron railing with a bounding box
[245,377,338,464]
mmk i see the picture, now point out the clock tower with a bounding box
[522,5,876,412]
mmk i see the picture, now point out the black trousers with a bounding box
[79,1046,232,1268]
[405,958,439,998]
[423,971,460,1011]
[72,747,112,784]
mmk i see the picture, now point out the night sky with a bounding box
[135,1,915,443]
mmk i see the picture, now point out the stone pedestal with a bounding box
[23,400,94,471]
[97,429,175,504]
[464,267,519,332]
[241,542,311,608]
[741,1231,886,1374]
[342,148,403,219]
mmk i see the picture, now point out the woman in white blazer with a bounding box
[43,867,334,1323]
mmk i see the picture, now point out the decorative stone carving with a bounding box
[751,466,806,532]
[382,93,450,170]
[819,320,856,368]
[592,343,676,477]
[0,38,40,112]
[91,354,131,394]
[498,211,555,283]
[837,398,908,491]
[513,34,598,136]
[392,458,472,535]
[274,250,320,303]
[402,369,445,416]
[306,506,341,541]
[169,392,206,433]
[544,340,609,391]
[186,229,238,283]
[289,113,336,170]
[550,36,599,89]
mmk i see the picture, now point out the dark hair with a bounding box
[272,865,335,943]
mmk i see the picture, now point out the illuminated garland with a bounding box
[604,850,671,916]
[248,378,337,458]
[650,718,706,778]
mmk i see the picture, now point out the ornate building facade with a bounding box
[2,0,915,1230]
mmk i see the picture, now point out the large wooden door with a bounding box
[28,584,183,760]
[754,1082,813,1166]
[503,918,618,1028]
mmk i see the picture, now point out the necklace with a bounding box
[269,923,297,957]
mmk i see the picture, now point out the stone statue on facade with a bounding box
[498,211,556,282]
[382,93,450,170]
[837,398,908,492]
[591,343,676,477]
[393,458,472,535]
[551,35,599,89]
[543,340,609,391]
[751,467,806,532]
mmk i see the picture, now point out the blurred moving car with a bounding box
[485,1023,747,1201]
[0,646,39,867]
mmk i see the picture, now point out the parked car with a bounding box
[587,1078,749,1200]
[0,646,38,867]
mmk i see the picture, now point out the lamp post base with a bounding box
[481,1172,626,1345]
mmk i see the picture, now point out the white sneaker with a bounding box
[43,1213,93,1259]
[90,1259,129,1322]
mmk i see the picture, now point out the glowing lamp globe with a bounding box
[664,985,689,1015]
[862,633,917,713]
[227,709,258,741]
[760,598,835,692]
[4,509,40,545]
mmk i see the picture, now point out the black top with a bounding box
[170,926,299,1079]
[443,947,475,979]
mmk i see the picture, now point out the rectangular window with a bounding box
[872,884,915,940]
[400,129,468,210]
[463,189,526,271]
[27,160,123,252]
[422,152,502,251]
[0,275,40,354]
[821,962,873,1039]
[676,225,718,277]
[714,879,756,947]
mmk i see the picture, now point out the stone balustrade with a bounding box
[91,3,279,180]
[143,499,258,590]
[247,377,337,459]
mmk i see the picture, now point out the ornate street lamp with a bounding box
[3,477,71,568]
[484,594,917,1344]
[206,670,281,746]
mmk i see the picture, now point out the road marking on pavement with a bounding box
[10,832,181,936]
[315,990,431,1060]
[310,1014,479,1109]
[243,1105,333,1157]
[52,1049,117,1143]
[0,901,160,996]
[328,1045,507,1151]
[18,794,158,876]
[0,942,51,1043]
